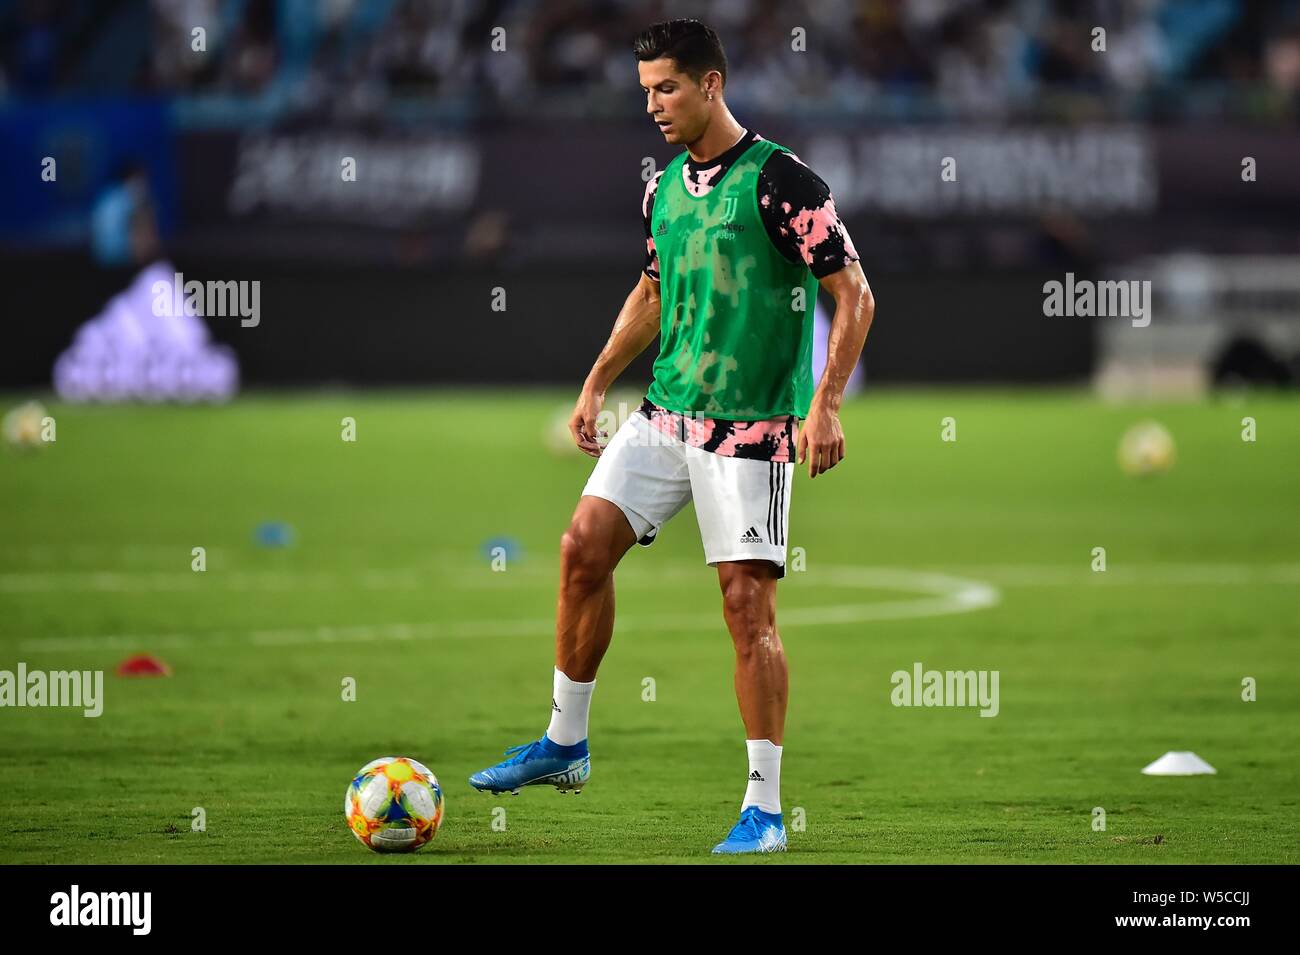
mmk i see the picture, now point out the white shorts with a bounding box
[581,409,793,577]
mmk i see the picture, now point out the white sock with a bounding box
[741,739,782,814]
[546,667,595,746]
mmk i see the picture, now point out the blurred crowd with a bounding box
[3,0,1299,119]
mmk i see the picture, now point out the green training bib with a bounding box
[647,138,819,420]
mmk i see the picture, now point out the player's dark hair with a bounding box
[632,18,727,88]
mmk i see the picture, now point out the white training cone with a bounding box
[1141,751,1217,776]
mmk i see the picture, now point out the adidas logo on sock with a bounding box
[748,769,765,781]
[552,698,562,713]
[739,526,764,543]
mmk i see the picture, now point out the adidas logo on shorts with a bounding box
[739,526,764,544]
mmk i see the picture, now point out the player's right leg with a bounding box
[469,408,691,796]
[468,497,633,796]
[554,495,638,682]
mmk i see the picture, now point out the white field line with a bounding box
[9,562,1299,654]
[0,545,232,564]
[13,567,1000,653]
[3,562,1298,594]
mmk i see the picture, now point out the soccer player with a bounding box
[470,18,875,854]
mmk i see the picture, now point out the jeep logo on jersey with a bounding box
[718,195,745,235]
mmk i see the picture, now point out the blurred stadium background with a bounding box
[3,0,1300,393]
[1,1,1298,864]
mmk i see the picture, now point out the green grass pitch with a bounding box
[1,390,1297,863]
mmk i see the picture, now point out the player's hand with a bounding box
[797,403,845,479]
[569,389,607,457]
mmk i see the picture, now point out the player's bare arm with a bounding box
[570,272,661,457]
[798,261,875,479]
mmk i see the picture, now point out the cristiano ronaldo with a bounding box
[470,18,875,854]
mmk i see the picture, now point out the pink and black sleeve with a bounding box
[757,151,860,279]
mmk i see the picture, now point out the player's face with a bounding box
[639,59,710,145]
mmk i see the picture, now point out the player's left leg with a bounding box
[684,445,794,853]
[711,559,789,854]
[719,560,786,749]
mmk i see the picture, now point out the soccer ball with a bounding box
[345,756,444,853]
[1118,420,1176,477]
[3,400,49,451]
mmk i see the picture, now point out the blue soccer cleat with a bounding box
[711,806,787,854]
[468,736,590,795]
